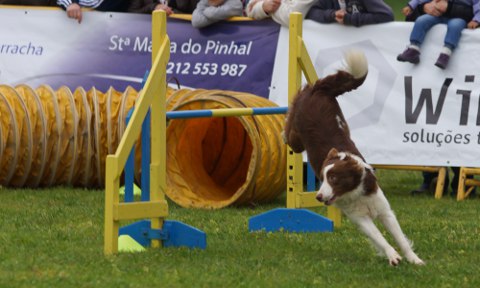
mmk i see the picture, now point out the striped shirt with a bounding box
[57,0,104,9]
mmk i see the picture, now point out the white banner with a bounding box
[270,20,480,167]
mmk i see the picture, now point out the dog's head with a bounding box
[316,148,377,205]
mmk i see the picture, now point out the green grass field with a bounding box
[1,169,478,288]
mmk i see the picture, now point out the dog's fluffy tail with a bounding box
[342,50,368,80]
[313,50,368,97]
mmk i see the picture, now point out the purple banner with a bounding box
[5,10,280,98]
[165,18,280,98]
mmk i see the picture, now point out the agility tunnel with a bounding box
[165,89,286,209]
[0,84,286,208]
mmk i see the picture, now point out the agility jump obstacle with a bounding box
[105,11,292,254]
[114,12,338,253]
[458,167,480,200]
[248,13,341,233]
[276,13,459,202]
[104,11,206,255]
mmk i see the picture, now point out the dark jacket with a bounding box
[127,0,161,13]
[170,0,199,13]
[406,0,479,23]
[306,0,394,27]
[0,0,57,5]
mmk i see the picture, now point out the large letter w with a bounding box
[404,76,452,124]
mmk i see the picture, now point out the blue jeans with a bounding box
[410,14,467,50]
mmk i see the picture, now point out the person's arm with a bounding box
[246,0,270,20]
[202,0,243,22]
[57,0,82,23]
[273,0,315,26]
[406,0,425,10]
[343,0,394,27]
[467,0,480,28]
[57,0,78,9]
[305,0,337,24]
[191,0,214,28]
[471,0,480,23]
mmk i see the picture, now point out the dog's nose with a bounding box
[316,193,323,202]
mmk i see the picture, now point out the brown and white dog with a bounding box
[284,50,424,266]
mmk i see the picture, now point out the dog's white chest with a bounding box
[336,192,390,220]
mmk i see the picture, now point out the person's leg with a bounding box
[412,170,449,195]
[398,14,441,64]
[411,171,436,194]
[422,171,436,188]
[435,18,467,69]
[444,18,467,50]
[409,14,442,47]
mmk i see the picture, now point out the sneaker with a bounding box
[397,48,420,64]
[435,53,450,69]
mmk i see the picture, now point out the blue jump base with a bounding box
[249,208,333,233]
[119,220,207,249]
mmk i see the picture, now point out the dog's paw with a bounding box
[387,250,402,266]
[406,253,425,265]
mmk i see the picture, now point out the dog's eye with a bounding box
[328,175,337,184]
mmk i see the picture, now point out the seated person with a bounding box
[0,0,57,5]
[127,0,173,15]
[397,0,479,69]
[191,0,243,28]
[57,0,130,23]
[170,0,200,13]
[306,0,394,27]
[245,0,316,27]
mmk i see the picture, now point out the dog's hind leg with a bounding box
[284,113,304,153]
[349,216,402,266]
[285,128,304,153]
[378,211,425,265]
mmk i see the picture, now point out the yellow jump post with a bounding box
[286,13,451,204]
[457,167,480,200]
[373,165,448,199]
[286,12,342,226]
[104,11,205,255]
[248,13,339,233]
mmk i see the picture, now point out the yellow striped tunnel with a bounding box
[0,85,286,208]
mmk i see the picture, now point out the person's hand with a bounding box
[154,4,173,15]
[335,9,346,24]
[262,0,281,14]
[433,0,448,14]
[66,3,82,24]
[467,20,479,29]
[423,1,443,17]
[401,6,412,16]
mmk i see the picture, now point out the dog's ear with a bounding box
[326,148,338,159]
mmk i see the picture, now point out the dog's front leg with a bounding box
[349,216,402,266]
[378,211,425,265]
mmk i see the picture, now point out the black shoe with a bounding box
[397,47,421,64]
[434,53,450,69]
[410,183,429,195]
